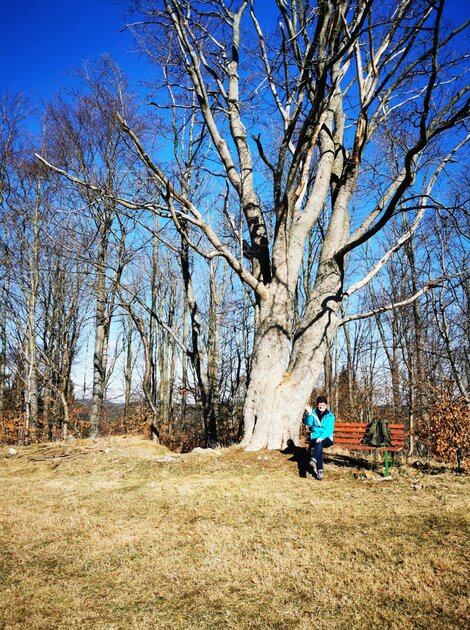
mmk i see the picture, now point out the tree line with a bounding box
[0,0,469,462]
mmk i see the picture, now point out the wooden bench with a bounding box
[332,421,406,476]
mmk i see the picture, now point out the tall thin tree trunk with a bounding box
[131,311,160,441]
[391,315,401,412]
[324,340,333,404]
[149,221,159,405]
[343,322,355,414]
[0,267,10,418]
[168,334,177,432]
[333,336,339,414]
[158,300,170,426]
[180,234,217,446]
[89,225,110,438]
[123,317,133,433]
[405,229,423,456]
[24,191,41,440]
[181,291,188,424]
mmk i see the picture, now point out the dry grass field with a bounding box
[1,436,469,629]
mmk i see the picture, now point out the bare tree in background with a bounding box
[0,95,29,417]
[42,58,142,437]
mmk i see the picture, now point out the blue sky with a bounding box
[1,0,467,401]
[0,0,148,103]
[1,0,468,108]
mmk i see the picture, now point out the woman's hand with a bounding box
[305,404,312,414]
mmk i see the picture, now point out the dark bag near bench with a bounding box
[361,418,393,447]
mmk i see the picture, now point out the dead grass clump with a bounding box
[1,437,468,629]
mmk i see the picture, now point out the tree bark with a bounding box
[89,222,111,438]
[24,188,41,439]
[123,316,133,433]
[0,266,9,419]
[242,257,343,450]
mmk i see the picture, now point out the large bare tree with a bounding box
[117,0,469,449]
[37,1,469,449]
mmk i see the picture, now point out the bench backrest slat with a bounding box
[332,421,405,449]
[334,422,405,430]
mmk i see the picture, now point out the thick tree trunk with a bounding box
[242,260,342,450]
[242,317,338,451]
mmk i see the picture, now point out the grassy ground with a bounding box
[1,436,468,630]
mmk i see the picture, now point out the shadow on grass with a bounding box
[281,440,311,478]
[281,440,382,478]
[410,460,467,476]
[325,452,380,471]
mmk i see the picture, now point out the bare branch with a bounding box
[341,270,469,324]
[344,133,470,297]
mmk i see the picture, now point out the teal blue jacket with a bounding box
[304,408,335,442]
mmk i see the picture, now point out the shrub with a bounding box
[415,389,470,470]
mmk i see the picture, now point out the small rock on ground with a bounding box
[155,455,182,463]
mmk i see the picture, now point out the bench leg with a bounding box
[384,450,389,476]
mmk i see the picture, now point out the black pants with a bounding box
[309,437,333,471]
